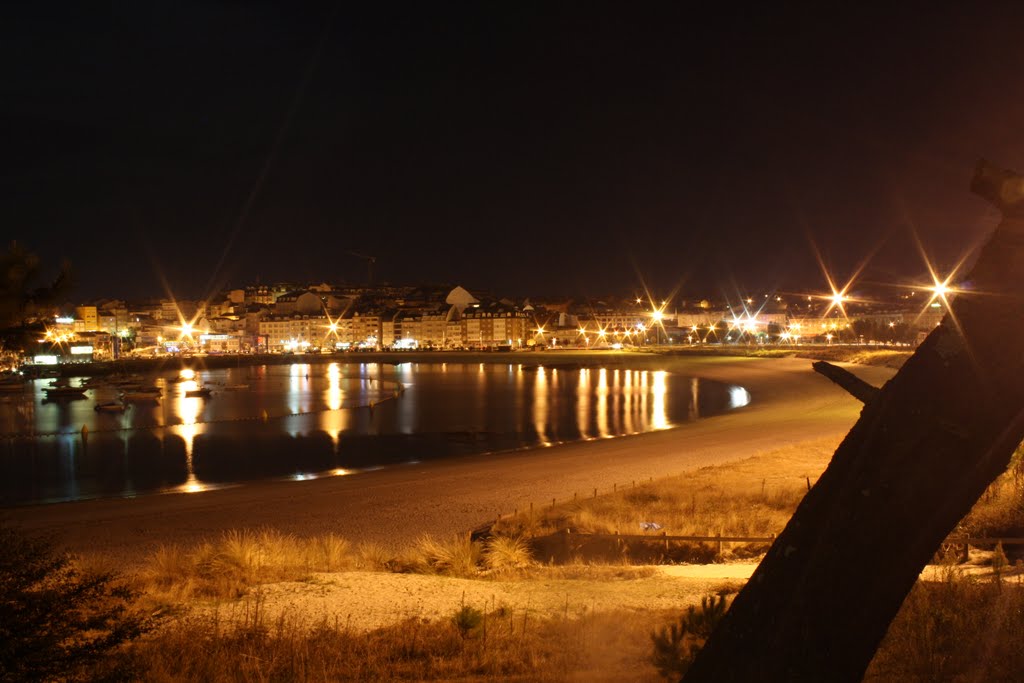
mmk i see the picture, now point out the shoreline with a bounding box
[19,344,907,379]
[3,353,896,566]
[24,349,639,379]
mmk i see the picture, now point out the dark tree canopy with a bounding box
[0,524,150,682]
[0,241,73,329]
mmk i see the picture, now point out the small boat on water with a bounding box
[0,377,25,393]
[223,384,249,391]
[121,385,161,395]
[122,390,161,403]
[43,386,87,401]
[185,387,212,398]
[94,401,128,412]
[110,374,144,387]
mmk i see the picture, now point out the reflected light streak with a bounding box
[596,368,609,438]
[689,377,700,421]
[173,377,209,493]
[610,368,622,434]
[321,408,349,449]
[576,368,590,439]
[651,370,670,430]
[639,370,649,432]
[515,364,525,436]
[325,363,343,411]
[534,367,550,445]
[288,364,313,415]
[622,369,634,434]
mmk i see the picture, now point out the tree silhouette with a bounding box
[0,524,151,682]
[0,241,73,329]
[685,160,1024,682]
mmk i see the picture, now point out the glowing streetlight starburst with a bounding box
[808,236,873,320]
[905,233,979,355]
[923,275,956,307]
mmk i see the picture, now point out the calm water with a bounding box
[0,362,750,505]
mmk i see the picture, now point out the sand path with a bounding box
[3,353,894,565]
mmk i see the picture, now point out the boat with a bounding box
[122,391,161,403]
[110,374,144,387]
[94,401,128,413]
[0,377,25,393]
[185,387,212,398]
[43,386,87,401]
[222,384,249,391]
[120,385,161,395]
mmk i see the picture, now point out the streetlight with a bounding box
[650,309,669,346]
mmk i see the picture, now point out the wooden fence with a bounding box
[943,536,1024,563]
[541,528,776,559]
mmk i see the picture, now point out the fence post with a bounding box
[961,535,970,563]
[717,528,723,557]
[593,488,597,498]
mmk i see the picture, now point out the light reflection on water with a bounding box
[0,362,746,505]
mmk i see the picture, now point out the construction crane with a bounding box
[345,250,377,286]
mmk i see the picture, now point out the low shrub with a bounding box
[650,594,731,680]
[0,524,151,682]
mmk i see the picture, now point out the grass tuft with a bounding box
[484,535,535,573]
[410,535,483,577]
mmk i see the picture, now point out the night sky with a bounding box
[6,3,1024,302]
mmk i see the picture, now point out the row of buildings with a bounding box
[28,283,947,362]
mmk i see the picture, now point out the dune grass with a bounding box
[109,596,675,682]
[139,529,361,601]
[493,437,840,562]
[866,568,1024,681]
[66,436,1024,681]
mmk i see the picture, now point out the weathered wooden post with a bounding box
[685,161,1024,682]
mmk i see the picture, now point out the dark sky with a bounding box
[5,2,1024,302]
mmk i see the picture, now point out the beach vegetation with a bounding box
[0,524,151,682]
[38,435,1024,680]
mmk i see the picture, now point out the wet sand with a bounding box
[2,353,895,565]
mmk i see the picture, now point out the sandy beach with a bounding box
[2,352,894,565]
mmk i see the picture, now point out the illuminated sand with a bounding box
[4,354,894,566]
